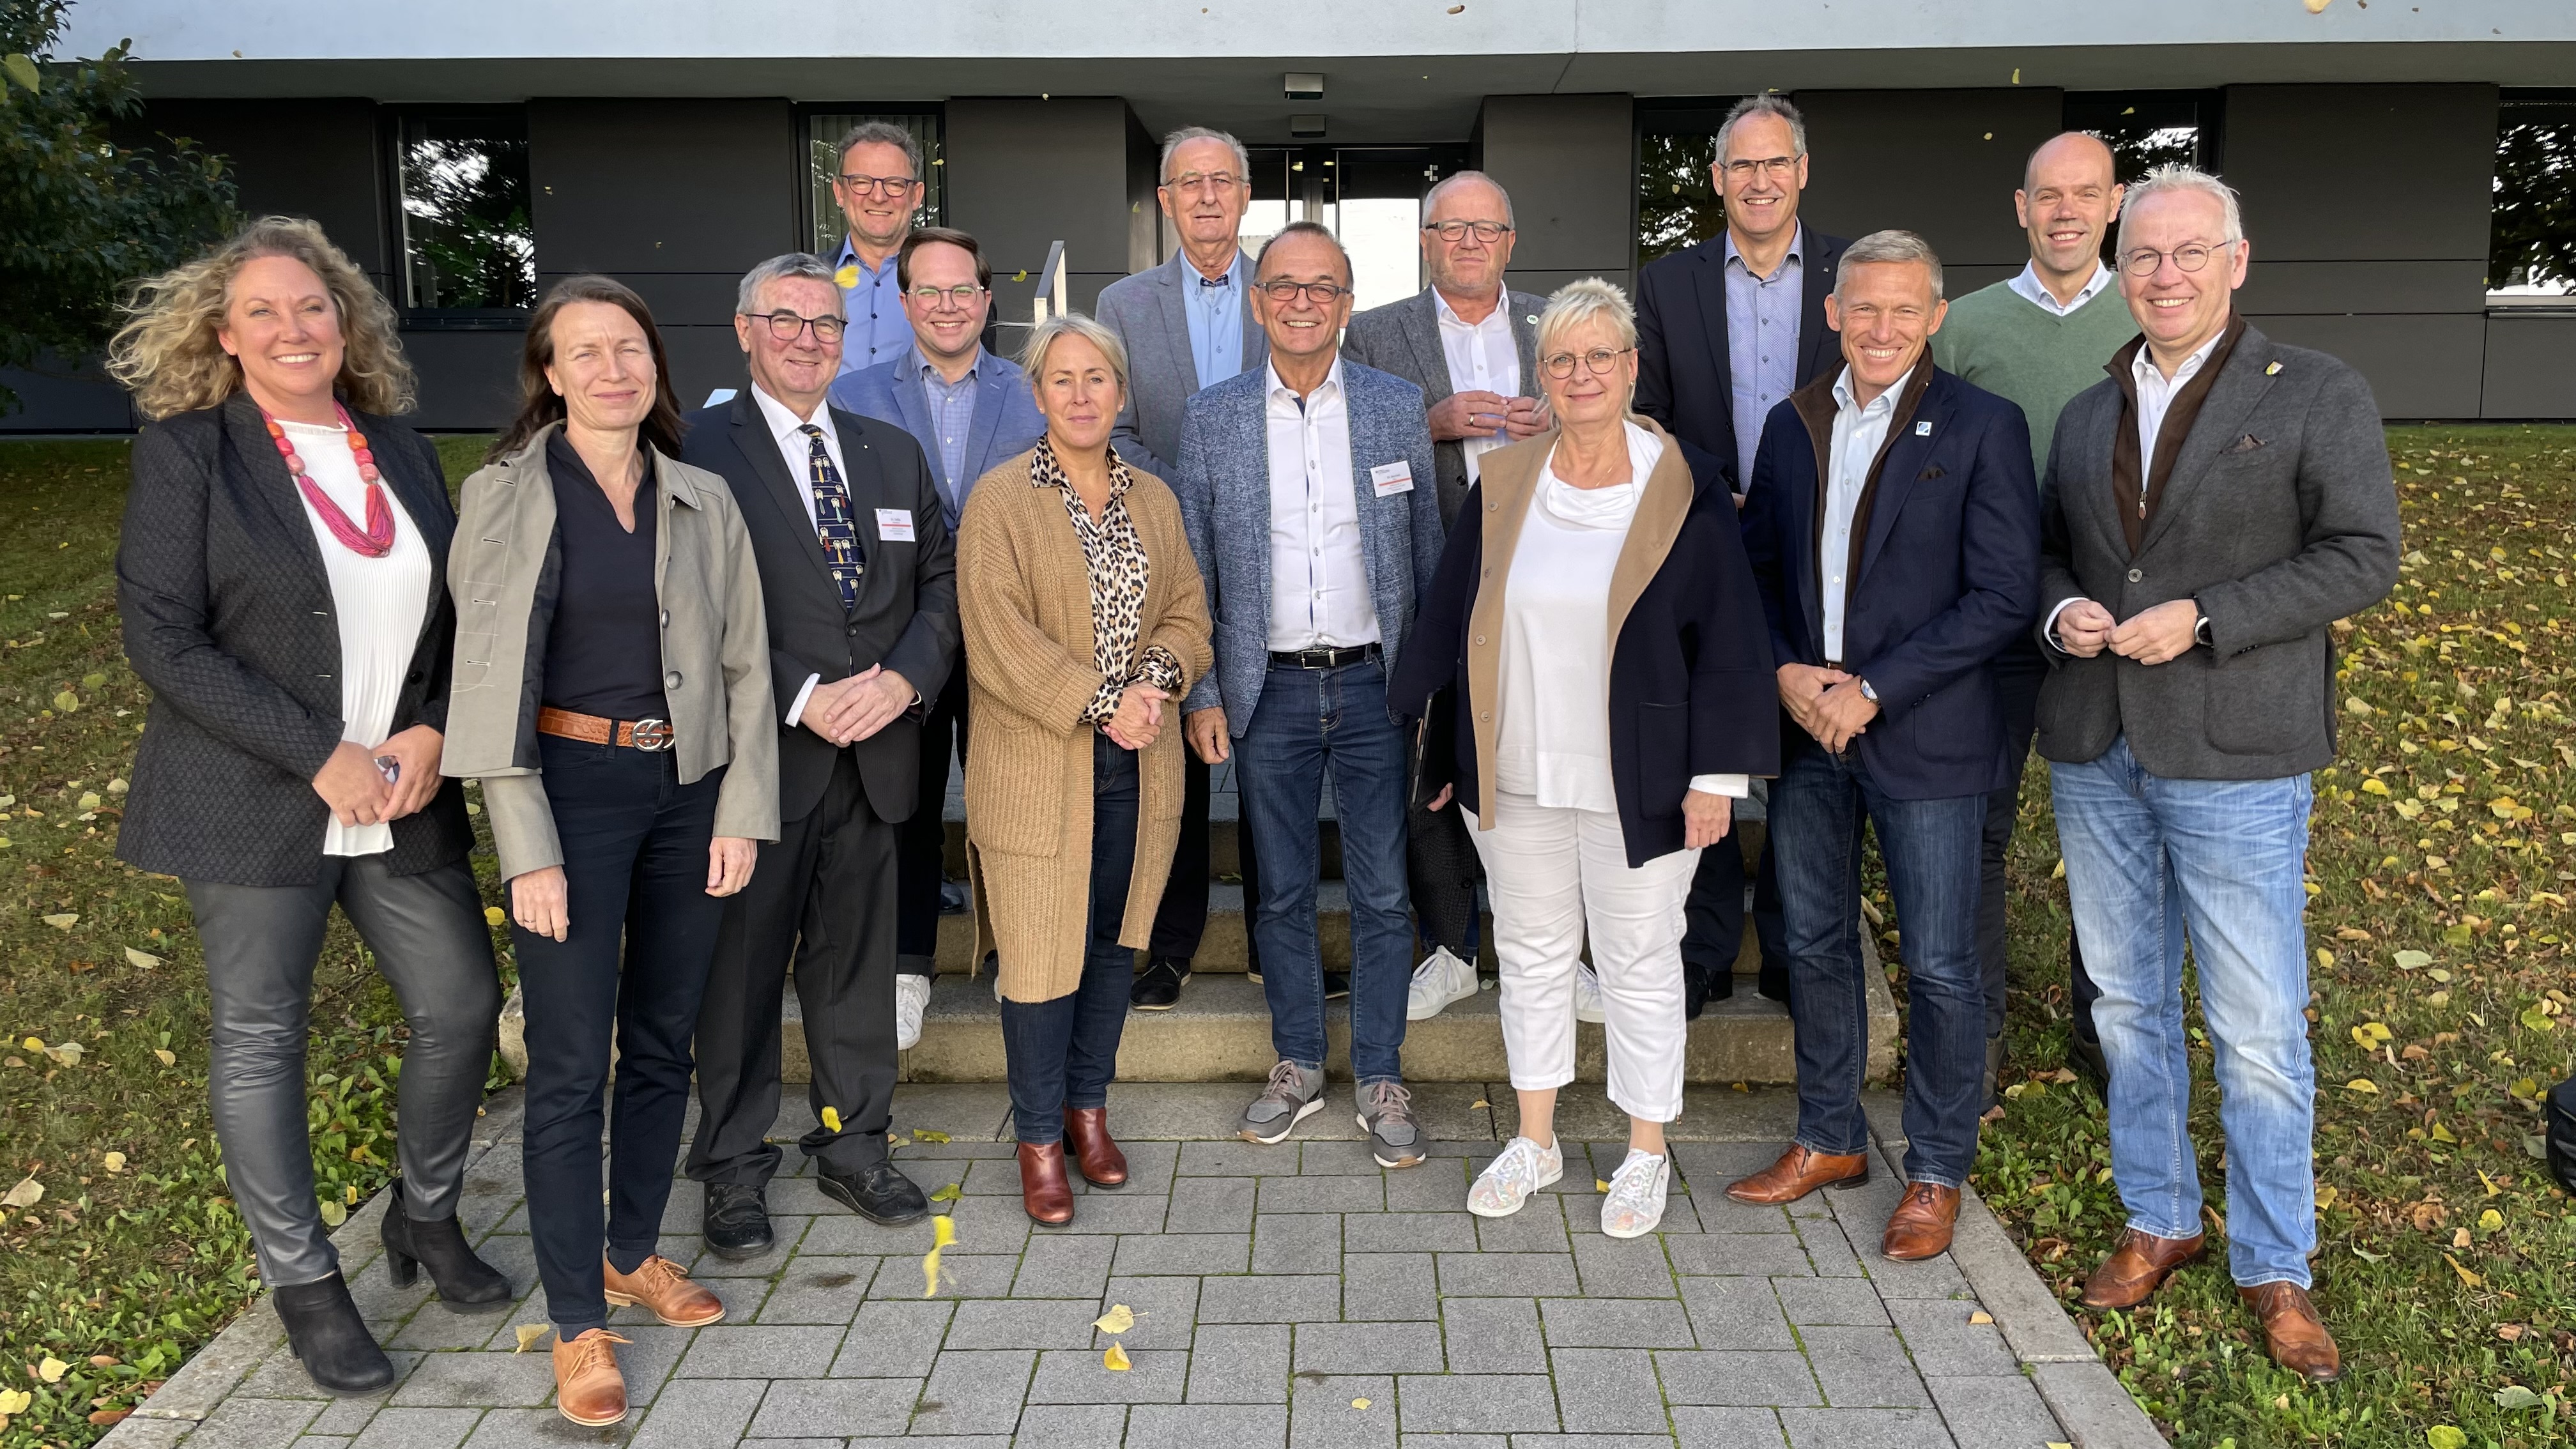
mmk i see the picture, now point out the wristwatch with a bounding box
[1857,678,1880,704]
[2193,607,2212,648]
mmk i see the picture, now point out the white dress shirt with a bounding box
[2005,259,2115,318]
[753,385,848,726]
[1434,288,1522,485]
[1494,422,1746,811]
[1820,367,1898,665]
[280,418,430,857]
[1264,358,1382,651]
[2041,328,2228,648]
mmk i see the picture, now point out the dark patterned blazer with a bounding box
[115,392,473,886]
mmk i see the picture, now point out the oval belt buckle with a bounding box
[629,717,675,752]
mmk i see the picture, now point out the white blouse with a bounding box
[281,418,431,857]
[1492,420,1748,814]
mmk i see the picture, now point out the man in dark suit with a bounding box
[682,253,959,1255]
[2038,167,2398,1383]
[1727,231,2037,1265]
[1634,95,1852,1017]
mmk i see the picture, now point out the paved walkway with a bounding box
[106,1084,2158,1449]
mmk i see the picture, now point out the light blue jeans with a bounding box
[2050,733,2316,1288]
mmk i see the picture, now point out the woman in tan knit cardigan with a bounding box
[956,312,1211,1225]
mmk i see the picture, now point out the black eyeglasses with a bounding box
[1540,346,1634,380]
[1425,219,1513,243]
[1258,279,1347,305]
[746,310,847,343]
[837,172,920,197]
[2118,241,2238,277]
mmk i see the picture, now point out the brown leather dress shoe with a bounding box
[2082,1229,2207,1310]
[551,1328,632,1427]
[1062,1107,1128,1187]
[1018,1140,1076,1225]
[1880,1182,1961,1261]
[2239,1282,2342,1381]
[601,1255,725,1328]
[1726,1144,1871,1205]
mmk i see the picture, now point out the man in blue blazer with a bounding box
[830,228,1045,1022]
[1728,231,2038,1262]
[1172,222,1445,1167]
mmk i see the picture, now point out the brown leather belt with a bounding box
[537,707,674,752]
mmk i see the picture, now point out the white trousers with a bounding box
[1463,791,1700,1123]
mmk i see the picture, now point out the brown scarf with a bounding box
[2108,312,2244,555]
[1788,353,1936,665]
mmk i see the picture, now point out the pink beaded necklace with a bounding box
[263,401,395,557]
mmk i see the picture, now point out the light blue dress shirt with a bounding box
[834,239,914,377]
[1821,365,1898,664]
[1724,225,1805,493]
[915,344,981,503]
[1186,252,1251,393]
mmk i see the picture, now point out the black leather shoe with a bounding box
[1323,971,1351,1000]
[1982,1032,2008,1112]
[818,1159,930,1225]
[379,1179,510,1310]
[1685,963,1719,1021]
[273,1271,396,1394]
[1131,958,1189,1011]
[1756,960,1791,1003]
[2067,1031,2111,1093]
[702,1183,773,1261]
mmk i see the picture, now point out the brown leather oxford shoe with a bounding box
[2240,1282,2342,1381]
[2082,1228,2207,1310]
[1880,1182,1960,1261]
[1725,1144,1872,1205]
[1062,1107,1128,1188]
[1018,1140,1076,1225]
[551,1328,632,1427]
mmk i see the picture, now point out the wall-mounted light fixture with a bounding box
[1291,114,1326,139]
[1284,72,1324,101]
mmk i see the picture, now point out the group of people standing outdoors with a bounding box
[106,95,2396,1425]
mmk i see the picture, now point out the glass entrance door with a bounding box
[1237,144,1473,314]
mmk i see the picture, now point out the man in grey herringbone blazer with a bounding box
[2037,166,2398,1384]
[1171,223,1443,1167]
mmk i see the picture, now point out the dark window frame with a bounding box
[1632,96,1749,269]
[381,103,537,332]
[794,103,947,259]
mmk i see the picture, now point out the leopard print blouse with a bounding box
[1028,437,1185,724]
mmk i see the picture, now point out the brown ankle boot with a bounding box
[550,1328,632,1427]
[1062,1107,1128,1187]
[1018,1140,1075,1225]
[2239,1282,2341,1381]
[1726,1144,1871,1205]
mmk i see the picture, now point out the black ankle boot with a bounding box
[380,1178,511,1310]
[272,1272,396,1393]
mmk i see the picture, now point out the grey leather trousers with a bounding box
[187,854,499,1287]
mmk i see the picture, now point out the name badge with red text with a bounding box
[1370,461,1414,497]
[874,508,916,542]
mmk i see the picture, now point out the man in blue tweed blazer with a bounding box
[1171,222,1445,1167]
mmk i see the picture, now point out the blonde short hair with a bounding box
[107,216,415,421]
[1534,277,1639,360]
[1020,311,1131,394]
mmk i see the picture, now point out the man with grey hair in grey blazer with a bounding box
[1342,169,1547,1020]
[2038,164,2398,1384]
[1097,124,1269,1010]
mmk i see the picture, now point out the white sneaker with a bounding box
[1600,1147,1671,1239]
[1406,946,1479,1020]
[1468,1135,1563,1218]
[895,973,933,1052]
[1574,963,1606,1024]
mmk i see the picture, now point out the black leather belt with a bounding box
[1268,643,1383,670]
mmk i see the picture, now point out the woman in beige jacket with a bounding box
[958,312,1211,1226]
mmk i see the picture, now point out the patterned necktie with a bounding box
[801,424,864,609]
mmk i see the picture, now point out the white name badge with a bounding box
[873,508,916,542]
[1370,461,1414,497]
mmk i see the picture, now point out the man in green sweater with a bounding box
[1931,131,2137,1102]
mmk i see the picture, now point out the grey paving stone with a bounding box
[1775,1406,1955,1448]
[1439,1296,1548,1374]
[686,1218,810,1277]
[1469,1206,1572,1255]
[937,1194,1039,1252]
[1098,1275,1202,1350]
[1678,1277,1797,1351]
[1167,1176,1260,1234]
[1797,1215,1870,1278]
[1539,1297,1695,1349]
[183,1397,325,1449]
[1545,1347,1668,1434]
[1119,1140,1184,1190]
[452,1407,625,1447]
[1005,1404,1128,1447]
[1182,1140,1292,1176]
[1570,1232,1680,1298]
[799,1212,944,1256]
[1300,1140,1395,1175]
[1799,1327,1931,1409]
[2030,1360,2164,1449]
[675,1324,845,1378]
[1682,1189,1800,1235]
[1664,1234,1813,1278]
[1395,1374,1558,1434]
[845,1440,1008,1449]
[1342,1252,1439,1321]
[1296,1320,1446,1375]
[290,1438,358,1449]
[1188,1323,1291,1403]
[1012,1234,1117,1298]
[1289,1374,1397,1449]
[737,1441,846,1449]
[387,1351,556,1407]
[600,1324,694,1411]
[264,1351,426,1430]
[1052,1192,1174,1235]
[348,1407,484,1449]
[1254,1213,1346,1271]
[832,1298,956,1377]
[1131,1401,1289,1448]
[1399,1437,1506,1449]
[1386,1159,1474,1213]
[1775,1277,1890,1327]
[745,1377,922,1438]
[1923,1376,2064,1448]
[1343,1211,1478,1254]
[1197,1273,1341,1323]
[1437,1253,1578,1298]
[1653,1350,1823,1407]
[388,1303,513,1353]
[888,1250,1018,1300]
[1670,1406,1792,1446]
[628,1377,763,1448]
[1027,1347,1188,1403]
[1507,1436,1676,1449]
[1860,1252,1972,1301]
[910,1348,1034,1435]
[1885,1301,2017,1378]
[755,1255,877,1323]
[946,1296,1101,1350]
[956,1156,1029,1195]
[1112,1231,1252,1276]
[1259,1174,1387,1214]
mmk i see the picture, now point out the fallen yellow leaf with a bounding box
[42,1041,83,1067]
[40,913,75,931]
[154,1048,176,1067]
[2480,1208,2503,1232]
[513,1324,547,1353]
[1351,1397,1373,1409]
[36,1357,65,1384]
[1103,1342,1131,1371]
[912,1129,952,1144]
[2345,1078,2379,1094]
[1968,1310,1993,1324]
[319,1198,347,1227]
[125,947,161,970]
[1093,1303,1136,1335]
[0,1388,27,1416]
[484,907,505,928]
[1595,1179,1611,1193]
[20,1037,39,1052]
[2444,1252,2482,1287]
[2315,1184,2338,1211]
[923,1214,957,1298]
[821,1106,843,1133]
[1,1177,41,1209]
[101,1152,124,1174]
[1469,1100,1489,1110]
[928,1182,962,1203]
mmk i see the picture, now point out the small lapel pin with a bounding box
[1525,314,1538,325]
[1913,420,1932,436]
[2264,360,2283,376]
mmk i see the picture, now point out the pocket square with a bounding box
[1917,464,1948,480]
[2223,434,2266,454]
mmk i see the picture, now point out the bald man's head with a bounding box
[2023,131,2118,194]
[2016,132,2125,294]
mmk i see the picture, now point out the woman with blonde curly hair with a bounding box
[110,217,507,1392]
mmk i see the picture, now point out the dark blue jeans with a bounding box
[1236,659,1412,1086]
[1772,744,1986,1188]
[514,737,724,1338]
[1001,732,1140,1145]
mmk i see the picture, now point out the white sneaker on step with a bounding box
[1406,946,1479,1020]
[1574,963,1606,1024]
[895,973,933,1052]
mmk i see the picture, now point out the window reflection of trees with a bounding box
[1637,131,1725,266]
[2490,95,2575,296]
[398,121,533,312]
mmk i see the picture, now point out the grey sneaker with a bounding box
[1357,1080,1424,1168]
[1239,1061,1324,1144]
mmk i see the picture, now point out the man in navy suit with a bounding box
[1725,231,2037,1263]
[831,227,1045,1036]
